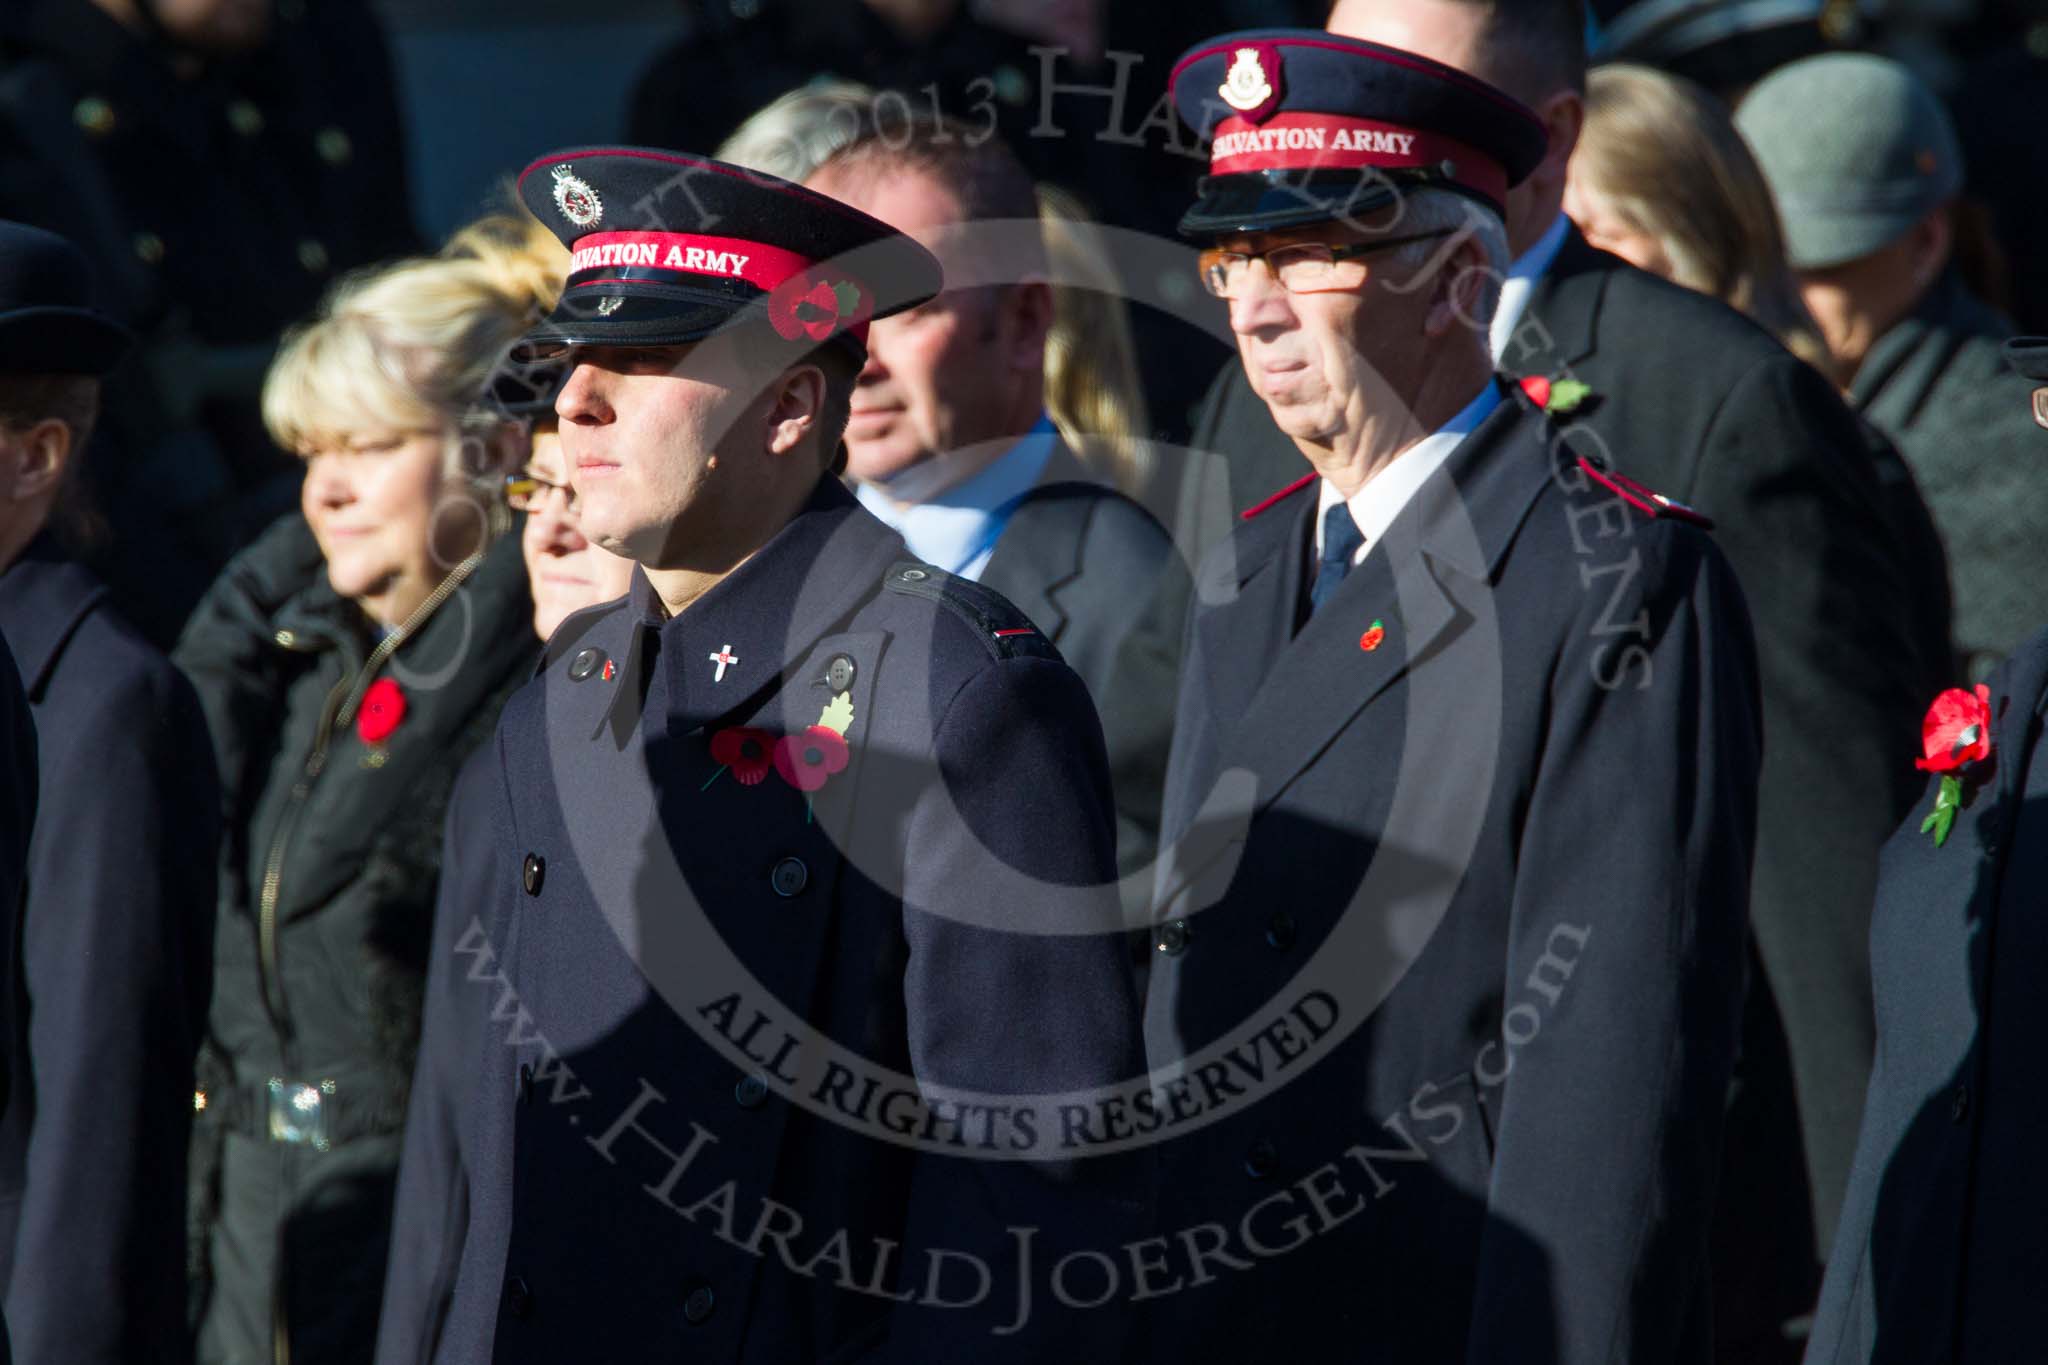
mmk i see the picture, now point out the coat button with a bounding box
[682,1282,716,1324]
[1265,911,1296,950]
[73,96,116,136]
[899,567,928,582]
[522,854,546,896]
[518,1064,534,1105]
[297,239,330,274]
[1156,920,1190,956]
[770,857,809,898]
[825,654,857,692]
[314,126,353,165]
[504,1274,533,1319]
[1951,1084,1971,1123]
[734,1074,769,1109]
[1244,1139,1277,1179]
[568,647,605,681]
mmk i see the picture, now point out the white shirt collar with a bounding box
[1314,381,1502,568]
[1488,212,1571,362]
[856,414,1058,582]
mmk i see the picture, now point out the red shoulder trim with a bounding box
[1240,472,1318,521]
[1576,456,1714,530]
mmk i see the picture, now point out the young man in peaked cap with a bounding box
[1139,31,1761,1362]
[377,151,1145,1363]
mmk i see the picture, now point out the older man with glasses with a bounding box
[1137,30,1764,1364]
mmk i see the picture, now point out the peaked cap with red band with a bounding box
[515,146,941,356]
[1170,30,1547,237]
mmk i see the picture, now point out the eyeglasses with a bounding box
[1198,229,1458,299]
[503,470,576,513]
[2033,386,2048,431]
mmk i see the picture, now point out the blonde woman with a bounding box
[176,212,563,1365]
[1566,63,1831,367]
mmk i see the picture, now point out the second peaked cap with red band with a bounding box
[515,146,941,355]
[1170,30,1548,237]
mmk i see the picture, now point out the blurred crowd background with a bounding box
[4,0,2045,651]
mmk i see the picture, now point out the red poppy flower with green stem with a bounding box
[1916,684,1994,846]
[774,725,850,793]
[707,726,776,787]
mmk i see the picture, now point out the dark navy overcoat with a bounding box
[0,537,215,1364]
[1141,380,1763,1364]
[380,477,1147,1364]
[1806,624,2048,1363]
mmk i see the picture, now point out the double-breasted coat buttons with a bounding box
[1244,1139,1278,1179]
[1156,919,1190,956]
[824,653,857,691]
[504,1275,534,1318]
[770,857,808,898]
[1265,911,1296,951]
[568,647,605,681]
[734,1074,769,1108]
[682,1282,716,1324]
[522,853,545,896]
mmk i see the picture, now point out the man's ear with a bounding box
[1427,231,1492,340]
[1909,205,1954,293]
[0,419,74,502]
[1534,89,1584,182]
[765,363,826,458]
[999,280,1056,371]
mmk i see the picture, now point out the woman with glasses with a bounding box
[502,393,636,641]
[174,212,563,1365]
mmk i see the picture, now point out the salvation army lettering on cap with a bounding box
[1168,29,1548,237]
[514,146,942,354]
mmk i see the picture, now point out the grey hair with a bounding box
[1376,187,1511,331]
[717,80,880,182]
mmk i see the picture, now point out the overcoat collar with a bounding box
[1496,224,1610,379]
[0,534,106,697]
[979,440,1101,643]
[1196,377,1549,815]
[608,477,908,738]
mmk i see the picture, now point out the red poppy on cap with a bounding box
[768,272,870,342]
[774,725,850,792]
[357,678,407,746]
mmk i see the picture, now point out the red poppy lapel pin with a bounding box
[355,677,407,767]
[1518,373,1593,415]
[704,689,857,820]
[1915,684,1994,847]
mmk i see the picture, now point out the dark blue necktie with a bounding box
[1309,501,1366,616]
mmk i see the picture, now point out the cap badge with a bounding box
[551,164,603,229]
[594,295,625,316]
[1219,45,1282,123]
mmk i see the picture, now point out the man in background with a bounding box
[806,118,1182,896]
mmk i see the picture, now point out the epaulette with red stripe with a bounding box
[1576,457,1714,529]
[1240,472,1318,521]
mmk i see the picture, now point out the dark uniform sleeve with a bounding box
[1686,351,1930,1242]
[3,658,217,1364]
[1466,525,1761,1364]
[893,653,1147,1357]
[376,744,502,1365]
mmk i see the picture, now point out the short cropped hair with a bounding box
[1439,0,1588,102]
[0,374,100,449]
[811,112,1045,270]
